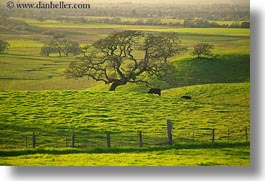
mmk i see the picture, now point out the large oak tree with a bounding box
[65,30,184,91]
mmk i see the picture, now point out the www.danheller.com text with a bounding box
[6,1,91,9]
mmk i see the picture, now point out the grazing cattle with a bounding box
[148,88,161,96]
[181,95,191,99]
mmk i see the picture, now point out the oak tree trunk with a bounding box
[109,81,126,91]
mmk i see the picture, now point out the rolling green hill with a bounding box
[172,54,250,86]
[0,18,250,166]
[96,53,250,92]
[0,18,249,91]
[0,82,249,149]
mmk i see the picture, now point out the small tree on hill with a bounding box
[0,40,10,55]
[65,30,185,91]
[192,42,214,58]
[62,40,80,56]
[40,38,80,57]
[40,46,53,56]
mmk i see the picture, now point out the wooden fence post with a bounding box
[71,129,75,148]
[65,132,68,148]
[167,120,173,145]
[139,131,143,147]
[211,129,215,143]
[245,127,248,142]
[25,136,28,148]
[107,132,111,147]
[192,128,195,142]
[32,131,36,149]
[228,128,230,142]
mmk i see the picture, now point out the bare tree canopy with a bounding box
[65,30,185,91]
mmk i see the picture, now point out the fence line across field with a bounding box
[0,120,250,149]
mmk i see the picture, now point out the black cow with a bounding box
[148,88,161,96]
[181,95,191,99]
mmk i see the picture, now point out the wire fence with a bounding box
[0,123,250,149]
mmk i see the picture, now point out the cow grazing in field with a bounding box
[148,88,161,96]
[181,95,191,99]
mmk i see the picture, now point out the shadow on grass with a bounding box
[172,53,250,88]
[0,142,250,157]
[123,53,250,92]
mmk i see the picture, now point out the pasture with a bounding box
[0,144,249,166]
[0,83,250,148]
[0,17,250,166]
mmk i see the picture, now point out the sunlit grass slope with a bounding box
[0,145,249,166]
[0,83,249,148]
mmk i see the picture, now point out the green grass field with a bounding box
[0,143,249,166]
[0,17,250,166]
[0,83,250,149]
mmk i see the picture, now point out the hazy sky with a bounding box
[89,0,248,5]
[20,0,249,6]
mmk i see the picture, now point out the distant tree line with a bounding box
[0,2,249,21]
[0,15,249,33]
[0,16,42,33]
[39,16,250,28]
[0,16,32,31]
[183,19,250,28]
